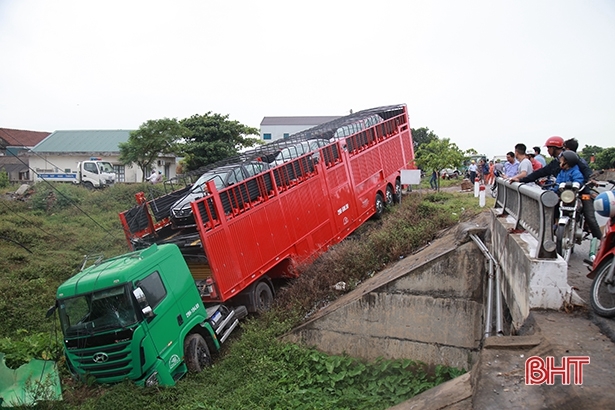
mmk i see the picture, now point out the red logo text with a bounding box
[525,356,590,385]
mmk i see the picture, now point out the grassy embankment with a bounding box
[0,177,491,409]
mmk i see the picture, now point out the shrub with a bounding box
[0,170,9,188]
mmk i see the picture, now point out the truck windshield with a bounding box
[58,285,138,337]
[98,162,115,173]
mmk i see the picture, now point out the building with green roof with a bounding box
[28,130,178,183]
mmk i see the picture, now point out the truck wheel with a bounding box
[385,185,394,205]
[83,182,94,190]
[374,193,385,219]
[393,178,402,204]
[254,282,273,312]
[184,333,211,373]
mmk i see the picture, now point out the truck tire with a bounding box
[184,333,211,373]
[393,178,402,204]
[83,181,94,190]
[374,193,385,219]
[254,281,273,312]
[385,185,394,205]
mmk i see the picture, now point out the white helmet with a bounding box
[594,191,615,218]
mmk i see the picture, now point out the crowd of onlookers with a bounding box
[428,136,603,242]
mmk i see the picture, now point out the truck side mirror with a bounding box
[46,304,57,318]
[133,287,155,318]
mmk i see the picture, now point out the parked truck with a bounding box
[36,158,116,188]
[50,104,415,386]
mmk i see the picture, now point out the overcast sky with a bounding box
[1,0,614,158]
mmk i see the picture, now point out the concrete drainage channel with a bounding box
[282,215,494,406]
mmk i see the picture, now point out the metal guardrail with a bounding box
[493,177,559,258]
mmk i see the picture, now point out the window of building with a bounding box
[283,133,290,139]
[263,133,272,140]
[114,165,125,182]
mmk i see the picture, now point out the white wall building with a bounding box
[28,130,178,183]
[260,116,341,142]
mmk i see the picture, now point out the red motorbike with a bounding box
[588,180,615,317]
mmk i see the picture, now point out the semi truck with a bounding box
[50,104,415,386]
[36,158,116,188]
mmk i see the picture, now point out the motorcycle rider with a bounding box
[553,150,584,190]
[509,136,602,240]
[563,138,603,240]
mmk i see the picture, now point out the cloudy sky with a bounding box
[1,0,614,158]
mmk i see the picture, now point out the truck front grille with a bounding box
[66,330,136,379]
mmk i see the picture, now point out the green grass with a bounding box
[0,181,489,409]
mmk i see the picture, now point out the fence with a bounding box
[493,177,559,258]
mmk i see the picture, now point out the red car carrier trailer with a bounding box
[119,104,415,312]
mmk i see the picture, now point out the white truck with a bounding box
[36,158,116,189]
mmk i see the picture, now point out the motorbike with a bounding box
[551,180,592,263]
[588,180,615,317]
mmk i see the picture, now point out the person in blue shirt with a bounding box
[553,150,584,190]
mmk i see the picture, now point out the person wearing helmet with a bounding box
[563,138,602,240]
[555,150,584,188]
[509,136,565,183]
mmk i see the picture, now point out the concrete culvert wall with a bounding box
[282,226,488,371]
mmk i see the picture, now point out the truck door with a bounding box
[81,161,100,187]
[134,270,185,371]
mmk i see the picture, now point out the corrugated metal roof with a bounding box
[31,130,133,153]
[0,128,50,147]
[260,116,341,126]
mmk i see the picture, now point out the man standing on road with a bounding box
[509,143,532,181]
[468,160,477,183]
[504,152,519,177]
[533,146,547,167]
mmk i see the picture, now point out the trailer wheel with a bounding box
[184,333,211,373]
[374,193,385,219]
[254,282,273,312]
[393,178,402,204]
[385,185,394,205]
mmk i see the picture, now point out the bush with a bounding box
[30,183,88,212]
[0,170,9,188]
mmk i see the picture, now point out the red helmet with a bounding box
[544,136,564,148]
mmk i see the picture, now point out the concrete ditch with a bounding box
[282,213,491,373]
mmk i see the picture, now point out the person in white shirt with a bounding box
[147,170,158,184]
[510,143,533,180]
[468,160,478,182]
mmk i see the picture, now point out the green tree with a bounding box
[179,112,260,171]
[595,147,615,170]
[580,145,615,170]
[119,118,190,181]
[411,127,438,152]
[414,138,465,190]
[579,145,603,169]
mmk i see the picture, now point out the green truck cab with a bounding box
[52,243,246,386]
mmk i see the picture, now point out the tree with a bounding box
[414,137,465,190]
[119,118,190,181]
[411,127,438,152]
[595,147,615,170]
[179,112,260,171]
